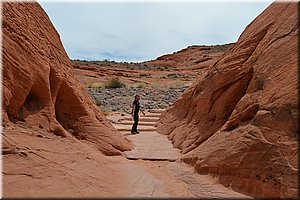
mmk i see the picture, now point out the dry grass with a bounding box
[104,77,126,88]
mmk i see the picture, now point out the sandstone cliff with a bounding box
[2,2,131,155]
[145,44,233,71]
[157,2,298,198]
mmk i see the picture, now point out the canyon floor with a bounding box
[105,109,251,198]
[4,109,251,198]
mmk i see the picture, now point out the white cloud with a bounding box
[39,1,272,62]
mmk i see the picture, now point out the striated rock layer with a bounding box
[2,2,131,155]
[157,2,298,198]
[145,43,234,71]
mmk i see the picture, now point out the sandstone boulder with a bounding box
[157,2,298,198]
[2,2,132,155]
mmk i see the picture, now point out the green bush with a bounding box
[100,107,111,116]
[139,73,151,77]
[167,73,190,79]
[167,82,185,89]
[134,82,146,88]
[91,82,104,89]
[85,81,93,88]
[151,82,161,89]
[104,77,126,88]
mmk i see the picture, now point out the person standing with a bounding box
[131,95,145,134]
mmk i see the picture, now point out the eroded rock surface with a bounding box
[157,2,298,198]
[3,126,168,197]
[2,2,131,155]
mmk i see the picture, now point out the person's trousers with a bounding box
[131,114,139,132]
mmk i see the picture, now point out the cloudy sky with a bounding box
[38,0,272,62]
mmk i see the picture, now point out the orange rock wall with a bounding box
[2,2,131,155]
[157,2,298,198]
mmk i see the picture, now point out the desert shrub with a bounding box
[151,82,161,89]
[91,82,103,89]
[139,73,151,77]
[100,107,111,116]
[104,77,126,88]
[159,76,168,79]
[134,82,146,88]
[124,74,134,77]
[156,66,164,71]
[167,73,190,79]
[167,82,185,89]
[167,74,179,79]
[85,80,94,88]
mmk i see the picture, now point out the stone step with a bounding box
[148,109,165,114]
[110,110,180,162]
[115,125,157,132]
[115,121,156,126]
[125,149,179,161]
[125,113,161,118]
[123,131,180,161]
[143,113,162,118]
[124,117,159,122]
[117,128,157,132]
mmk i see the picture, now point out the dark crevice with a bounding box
[15,90,44,122]
[55,83,71,132]
[54,82,84,139]
[23,91,42,113]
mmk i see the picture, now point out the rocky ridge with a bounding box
[157,2,298,198]
[72,44,233,90]
[145,43,234,70]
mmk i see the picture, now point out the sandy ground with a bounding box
[133,160,195,197]
[107,156,250,198]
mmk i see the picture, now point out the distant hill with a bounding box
[71,43,233,89]
[144,43,234,70]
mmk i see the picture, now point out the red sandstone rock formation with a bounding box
[145,44,234,71]
[157,2,298,198]
[71,44,232,90]
[2,2,132,155]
